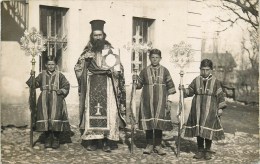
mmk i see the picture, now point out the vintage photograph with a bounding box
[1,0,259,163]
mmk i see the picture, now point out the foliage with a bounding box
[217,0,258,31]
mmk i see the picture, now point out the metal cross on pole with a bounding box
[124,26,152,74]
[124,26,153,154]
[20,27,46,147]
[170,41,194,157]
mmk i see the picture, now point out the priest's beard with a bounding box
[91,39,105,52]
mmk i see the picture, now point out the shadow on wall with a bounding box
[1,1,27,41]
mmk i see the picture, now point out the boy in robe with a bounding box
[26,59,70,149]
[180,59,227,160]
[133,49,176,155]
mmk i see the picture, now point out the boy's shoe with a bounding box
[143,144,154,154]
[193,150,204,159]
[204,150,212,160]
[154,145,166,155]
[44,136,52,148]
[52,138,60,149]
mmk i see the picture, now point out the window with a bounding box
[131,17,154,73]
[39,6,68,72]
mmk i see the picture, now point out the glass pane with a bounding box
[39,6,68,72]
[56,11,62,38]
[51,10,55,36]
[132,17,154,73]
[40,8,47,36]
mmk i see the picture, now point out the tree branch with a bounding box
[223,3,258,30]
[223,0,258,17]
[214,17,240,32]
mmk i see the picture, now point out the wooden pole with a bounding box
[130,69,137,154]
[29,57,36,147]
[177,70,184,157]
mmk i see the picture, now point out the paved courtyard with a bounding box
[1,127,259,164]
[1,102,259,163]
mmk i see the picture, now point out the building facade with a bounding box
[1,0,204,126]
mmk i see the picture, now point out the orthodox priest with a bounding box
[74,20,126,152]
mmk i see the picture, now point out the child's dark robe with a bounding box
[26,70,70,132]
[184,75,227,140]
[136,65,176,131]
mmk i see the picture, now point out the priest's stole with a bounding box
[86,74,110,130]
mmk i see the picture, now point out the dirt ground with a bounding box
[1,101,259,163]
[221,101,258,134]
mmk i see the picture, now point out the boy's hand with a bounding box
[132,75,138,81]
[217,109,223,117]
[56,90,63,95]
[166,100,172,114]
[30,70,35,75]
[178,84,184,90]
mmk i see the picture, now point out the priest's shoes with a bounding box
[102,140,111,152]
[86,145,97,151]
[103,145,111,152]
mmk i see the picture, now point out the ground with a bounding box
[1,102,259,164]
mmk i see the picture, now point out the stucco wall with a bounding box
[1,0,202,126]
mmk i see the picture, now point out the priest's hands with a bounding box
[120,104,126,116]
[85,52,95,61]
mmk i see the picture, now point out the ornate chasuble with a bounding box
[75,46,126,141]
[86,49,120,131]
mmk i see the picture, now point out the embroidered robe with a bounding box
[184,75,227,140]
[136,65,176,131]
[26,70,70,132]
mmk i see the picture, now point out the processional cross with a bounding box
[124,26,152,74]
[20,27,47,72]
[20,27,46,147]
[124,26,152,154]
[170,41,194,157]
